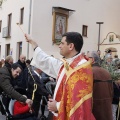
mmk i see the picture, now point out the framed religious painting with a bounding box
[52,12,68,44]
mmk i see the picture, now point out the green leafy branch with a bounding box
[101,59,120,81]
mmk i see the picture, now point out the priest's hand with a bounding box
[48,99,57,112]
[24,34,38,50]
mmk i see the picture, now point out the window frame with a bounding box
[0,20,2,33]
[8,13,12,37]
[82,25,88,37]
[20,7,24,24]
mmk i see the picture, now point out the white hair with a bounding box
[89,51,100,63]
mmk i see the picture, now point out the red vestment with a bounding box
[54,54,95,120]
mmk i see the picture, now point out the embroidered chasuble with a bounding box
[55,54,84,103]
[54,55,95,120]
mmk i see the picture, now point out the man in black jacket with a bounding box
[27,67,50,117]
[16,55,27,89]
[0,63,33,110]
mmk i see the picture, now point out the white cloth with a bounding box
[34,70,41,78]
[31,47,87,116]
[31,47,62,79]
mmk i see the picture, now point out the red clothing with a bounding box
[13,101,30,115]
[57,61,95,120]
[84,55,89,61]
[54,54,95,120]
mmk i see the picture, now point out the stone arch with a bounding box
[105,47,117,52]
[105,47,117,58]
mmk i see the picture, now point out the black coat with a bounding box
[16,60,27,89]
[0,66,27,103]
[27,71,49,100]
[41,72,56,84]
[112,82,120,104]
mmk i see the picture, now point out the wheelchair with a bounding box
[0,88,37,120]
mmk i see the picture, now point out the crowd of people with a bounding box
[0,55,56,120]
[0,32,120,120]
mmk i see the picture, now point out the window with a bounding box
[0,20,2,32]
[0,45,1,59]
[82,25,88,37]
[17,42,22,60]
[6,44,10,56]
[8,13,12,36]
[20,8,24,24]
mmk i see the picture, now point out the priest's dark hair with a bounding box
[62,32,83,53]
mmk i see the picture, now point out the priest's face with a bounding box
[59,37,71,58]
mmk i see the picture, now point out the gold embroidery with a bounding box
[58,60,93,120]
[65,62,69,71]
[69,93,92,116]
